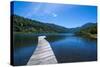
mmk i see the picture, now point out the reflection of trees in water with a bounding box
[13,33,97,48]
[13,33,67,48]
[13,34,38,48]
[75,35,97,42]
[46,35,66,42]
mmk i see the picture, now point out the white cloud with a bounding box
[52,13,57,17]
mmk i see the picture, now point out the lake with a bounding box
[13,33,97,66]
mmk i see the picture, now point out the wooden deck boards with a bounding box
[27,36,57,65]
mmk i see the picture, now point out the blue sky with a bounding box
[12,1,97,28]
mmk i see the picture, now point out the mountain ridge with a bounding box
[12,15,69,33]
[12,15,97,34]
[69,22,97,33]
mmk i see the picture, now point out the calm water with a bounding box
[13,33,97,66]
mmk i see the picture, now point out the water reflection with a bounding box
[13,33,97,65]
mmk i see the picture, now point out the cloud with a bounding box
[52,13,57,17]
[25,3,62,18]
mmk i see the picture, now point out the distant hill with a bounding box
[81,23,97,28]
[69,23,97,33]
[12,15,97,37]
[75,23,97,39]
[68,27,80,33]
[77,22,97,34]
[12,15,69,33]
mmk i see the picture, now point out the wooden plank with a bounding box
[27,36,57,65]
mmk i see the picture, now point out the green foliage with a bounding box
[75,23,97,39]
[78,24,97,34]
[12,15,68,33]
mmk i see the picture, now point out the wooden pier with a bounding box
[27,36,57,65]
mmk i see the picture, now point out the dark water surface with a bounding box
[13,33,97,66]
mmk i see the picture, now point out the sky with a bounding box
[11,1,97,28]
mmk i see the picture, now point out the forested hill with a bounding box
[12,15,69,33]
[75,23,97,39]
